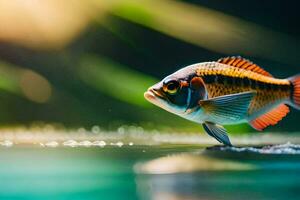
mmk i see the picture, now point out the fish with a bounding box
[144,56,300,146]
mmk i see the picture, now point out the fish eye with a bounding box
[163,80,180,94]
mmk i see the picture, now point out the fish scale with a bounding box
[205,83,289,117]
[197,62,291,119]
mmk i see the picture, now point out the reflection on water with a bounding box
[136,144,300,200]
[135,153,255,174]
[136,169,300,200]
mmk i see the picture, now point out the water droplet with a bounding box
[117,127,125,135]
[1,140,13,147]
[116,141,123,147]
[45,141,59,147]
[92,140,106,147]
[79,140,92,147]
[91,125,100,134]
[63,140,78,147]
[77,128,86,134]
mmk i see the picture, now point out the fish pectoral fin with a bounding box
[203,122,232,146]
[199,91,255,121]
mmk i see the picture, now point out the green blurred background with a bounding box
[0,0,299,133]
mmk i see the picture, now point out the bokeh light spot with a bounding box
[20,70,52,103]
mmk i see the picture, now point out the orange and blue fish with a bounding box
[144,56,300,146]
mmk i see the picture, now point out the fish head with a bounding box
[144,65,207,115]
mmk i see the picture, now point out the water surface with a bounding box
[0,142,300,200]
[0,128,299,200]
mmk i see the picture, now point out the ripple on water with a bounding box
[219,142,300,154]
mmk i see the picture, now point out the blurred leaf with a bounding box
[0,61,52,103]
[79,55,158,107]
[0,61,21,94]
[103,0,300,65]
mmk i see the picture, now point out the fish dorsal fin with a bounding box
[250,104,290,131]
[217,56,273,77]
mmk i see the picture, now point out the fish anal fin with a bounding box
[250,104,290,131]
[217,56,273,77]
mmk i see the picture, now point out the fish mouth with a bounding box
[144,88,184,114]
[144,88,172,112]
[144,88,167,106]
[144,88,164,100]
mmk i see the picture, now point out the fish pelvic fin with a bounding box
[288,74,300,110]
[199,91,255,123]
[249,104,290,131]
[203,122,232,146]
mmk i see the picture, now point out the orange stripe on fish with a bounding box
[196,63,290,85]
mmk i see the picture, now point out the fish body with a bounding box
[144,57,300,146]
[195,61,290,123]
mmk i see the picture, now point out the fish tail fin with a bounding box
[288,74,300,110]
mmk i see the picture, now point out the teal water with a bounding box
[1,144,300,200]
